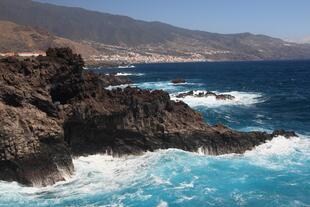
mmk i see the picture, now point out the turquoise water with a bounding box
[1,61,310,207]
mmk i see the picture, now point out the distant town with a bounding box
[0,52,46,57]
[87,51,206,65]
[0,43,234,67]
[82,42,233,66]
[0,50,208,67]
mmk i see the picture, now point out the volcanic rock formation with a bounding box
[171,79,186,84]
[0,48,296,186]
[176,90,235,100]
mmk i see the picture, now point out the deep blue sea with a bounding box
[1,61,310,207]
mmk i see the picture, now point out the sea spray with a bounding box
[171,90,265,108]
[114,72,144,76]
[1,136,309,206]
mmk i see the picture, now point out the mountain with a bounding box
[0,0,310,61]
[0,20,98,57]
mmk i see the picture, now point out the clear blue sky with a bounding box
[36,0,310,39]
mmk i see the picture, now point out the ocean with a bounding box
[1,61,309,207]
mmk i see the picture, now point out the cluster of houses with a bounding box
[0,52,46,57]
[90,51,206,64]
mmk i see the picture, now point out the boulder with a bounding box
[176,90,235,100]
[171,79,186,84]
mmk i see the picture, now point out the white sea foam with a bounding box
[0,152,165,204]
[105,84,132,90]
[174,181,195,189]
[136,81,177,91]
[117,65,136,69]
[239,126,273,133]
[135,81,203,92]
[114,72,144,76]
[106,80,187,91]
[171,90,264,108]
[194,133,310,171]
[245,135,310,157]
[71,153,154,192]
[243,135,310,170]
[151,175,172,185]
[0,134,309,206]
[157,200,169,207]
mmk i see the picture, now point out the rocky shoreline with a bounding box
[0,48,296,187]
[176,90,235,100]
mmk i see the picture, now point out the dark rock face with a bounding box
[176,90,235,100]
[0,48,297,186]
[0,48,91,186]
[272,129,297,138]
[171,79,186,84]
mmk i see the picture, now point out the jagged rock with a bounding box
[0,48,297,186]
[272,129,297,138]
[176,90,194,98]
[216,94,235,100]
[176,90,235,100]
[171,79,186,84]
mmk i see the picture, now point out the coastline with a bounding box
[84,58,310,69]
[0,48,298,187]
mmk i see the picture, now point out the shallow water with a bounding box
[1,61,310,207]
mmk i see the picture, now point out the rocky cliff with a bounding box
[0,48,296,186]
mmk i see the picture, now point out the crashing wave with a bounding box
[171,90,265,108]
[105,84,132,90]
[245,135,310,157]
[117,65,136,69]
[242,135,310,170]
[0,135,309,206]
[114,72,144,76]
[135,81,203,93]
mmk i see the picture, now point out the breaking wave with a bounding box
[243,135,310,170]
[114,72,144,76]
[105,84,132,90]
[171,90,265,108]
[117,65,136,69]
[105,80,198,91]
[135,81,204,93]
[1,134,309,206]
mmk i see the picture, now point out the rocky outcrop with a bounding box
[171,79,186,84]
[0,50,74,186]
[176,90,235,100]
[0,48,296,186]
[0,48,129,186]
